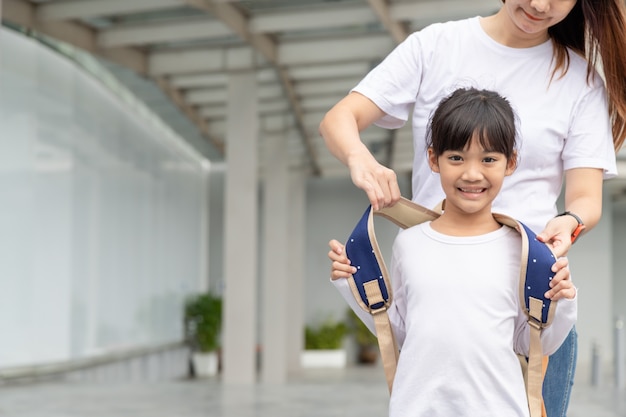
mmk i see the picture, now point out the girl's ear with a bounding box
[505,151,518,176]
[427,147,440,173]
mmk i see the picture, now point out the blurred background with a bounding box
[1,0,625,414]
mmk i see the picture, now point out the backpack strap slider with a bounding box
[363,279,389,314]
[528,316,542,331]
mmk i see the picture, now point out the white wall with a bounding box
[567,193,614,383]
[0,28,207,368]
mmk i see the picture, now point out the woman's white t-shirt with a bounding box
[353,16,617,233]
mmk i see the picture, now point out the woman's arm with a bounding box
[319,92,401,210]
[536,168,603,257]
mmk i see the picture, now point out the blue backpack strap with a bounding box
[344,199,439,392]
[345,199,441,314]
[492,214,557,327]
[344,206,389,313]
[344,198,557,417]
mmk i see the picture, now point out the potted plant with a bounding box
[184,291,222,377]
[301,316,348,368]
[346,309,379,364]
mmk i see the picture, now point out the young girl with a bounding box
[330,88,577,417]
[321,2,625,414]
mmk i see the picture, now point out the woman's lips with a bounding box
[523,10,543,21]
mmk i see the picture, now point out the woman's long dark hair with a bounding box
[503,0,626,150]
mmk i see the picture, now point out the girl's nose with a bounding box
[461,163,484,181]
[529,0,550,13]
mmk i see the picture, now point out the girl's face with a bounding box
[428,135,516,217]
[503,0,577,36]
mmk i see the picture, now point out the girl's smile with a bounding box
[458,187,488,198]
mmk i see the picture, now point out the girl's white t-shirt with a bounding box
[333,223,577,417]
[353,16,617,233]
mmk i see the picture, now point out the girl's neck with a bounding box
[430,206,502,237]
[480,10,550,48]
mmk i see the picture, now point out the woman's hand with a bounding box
[346,150,401,210]
[544,257,576,300]
[536,215,576,258]
[328,239,357,280]
[319,92,401,210]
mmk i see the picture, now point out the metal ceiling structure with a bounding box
[0,0,522,178]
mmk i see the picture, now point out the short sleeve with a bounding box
[563,77,617,179]
[351,27,438,129]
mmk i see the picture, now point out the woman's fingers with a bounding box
[349,158,400,210]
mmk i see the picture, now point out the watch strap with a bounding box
[556,211,585,243]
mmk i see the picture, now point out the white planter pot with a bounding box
[192,351,219,377]
[300,349,347,368]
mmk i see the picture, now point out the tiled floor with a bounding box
[0,365,624,417]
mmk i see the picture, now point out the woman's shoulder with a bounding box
[407,16,478,44]
[562,48,605,89]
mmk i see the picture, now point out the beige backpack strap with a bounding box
[493,213,558,417]
[364,280,400,392]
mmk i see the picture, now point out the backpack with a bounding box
[344,197,556,417]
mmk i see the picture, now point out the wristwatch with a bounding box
[555,211,585,243]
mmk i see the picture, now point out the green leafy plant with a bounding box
[346,309,378,347]
[184,292,222,353]
[305,317,348,350]
[346,309,379,364]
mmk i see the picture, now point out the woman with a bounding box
[319,1,626,416]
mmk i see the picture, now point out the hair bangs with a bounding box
[428,89,517,159]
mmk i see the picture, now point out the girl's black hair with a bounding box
[426,88,517,159]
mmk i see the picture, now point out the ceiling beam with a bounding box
[185,0,278,62]
[3,0,225,157]
[169,68,277,89]
[170,73,227,89]
[250,5,376,33]
[279,34,393,66]
[301,95,347,112]
[366,0,407,170]
[148,45,264,75]
[185,0,321,175]
[185,83,283,105]
[391,0,498,22]
[147,34,391,75]
[3,0,147,74]
[289,62,372,81]
[155,76,225,153]
[367,0,408,43]
[98,18,232,48]
[295,77,363,97]
[36,0,186,21]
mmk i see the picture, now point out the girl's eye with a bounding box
[448,155,463,161]
[483,157,497,163]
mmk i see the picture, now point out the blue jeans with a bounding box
[542,327,577,417]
